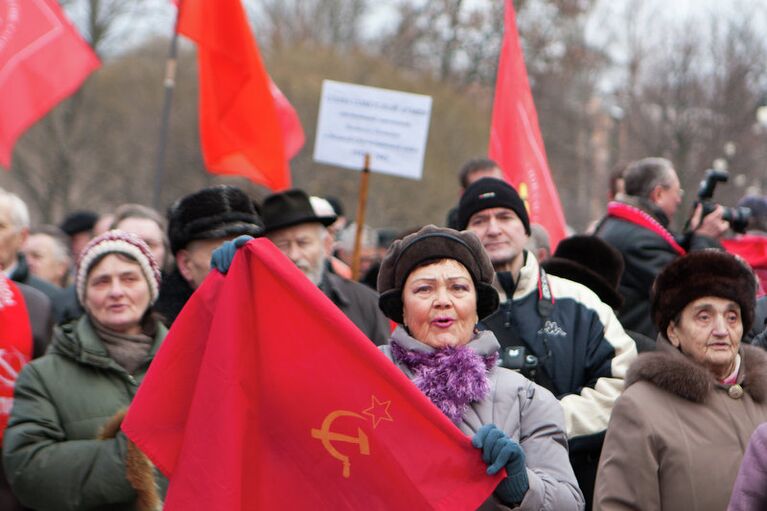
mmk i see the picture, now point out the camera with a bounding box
[696,169,751,234]
[500,346,539,380]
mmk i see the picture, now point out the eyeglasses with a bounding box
[661,184,684,198]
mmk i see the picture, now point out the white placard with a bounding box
[313,80,432,180]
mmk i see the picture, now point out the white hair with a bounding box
[0,188,30,231]
[337,223,376,252]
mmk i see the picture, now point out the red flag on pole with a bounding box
[177,0,303,190]
[0,0,100,169]
[489,0,567,248]
[123,239,501,510]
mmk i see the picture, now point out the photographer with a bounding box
[595,157,729,339]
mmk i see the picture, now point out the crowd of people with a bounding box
[1,154,767,510]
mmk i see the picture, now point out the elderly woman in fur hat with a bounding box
[376,225,583,510]
[594,250,767,511]
[2,231,166,511]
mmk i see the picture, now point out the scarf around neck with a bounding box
[390,335,498,424]
[92,317,155,374]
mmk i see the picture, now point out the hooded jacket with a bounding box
[2,316,168,511]
[382,327,584,511]
[594,338,767,511]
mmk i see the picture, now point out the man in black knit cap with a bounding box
[457,177,636,509]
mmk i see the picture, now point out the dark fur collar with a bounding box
[627,339,767,403]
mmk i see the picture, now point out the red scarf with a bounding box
[607,201,686,256]
[0,276,33,444]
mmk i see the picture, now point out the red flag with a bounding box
[0,0,99,168]
[123,239,501,510]
[0,277,32,443]
[722,235,767,296]
[177,0,303,190]
[489,0,567,248]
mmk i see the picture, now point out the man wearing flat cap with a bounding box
[260,189,390,345]
[457,176,637,509]
[155,185,264,326]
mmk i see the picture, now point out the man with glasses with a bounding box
[595,157,728,338]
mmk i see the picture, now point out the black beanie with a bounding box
[457,178,530,234]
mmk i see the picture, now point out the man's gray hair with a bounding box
[623,157,675,199]
[0,187,30,231]
[29,225,72,264]
[337,223,376,252]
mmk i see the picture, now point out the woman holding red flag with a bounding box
[376,225,583,510]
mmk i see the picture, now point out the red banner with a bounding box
[0,277,32,444]
[0,0,100,168]
[177,0,303,190]
[489,0,567,248]
[123,239,501,510]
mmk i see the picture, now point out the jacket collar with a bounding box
[389,325,501,357]
[51,315,166,373]
[492,250,538,301]
[615,195,670,227]
[319,271,350,307]
[627,336,767,403]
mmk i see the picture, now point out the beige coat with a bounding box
[594,338,767,511]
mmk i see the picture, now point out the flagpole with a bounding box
[153,1,182,210]
[351,154,371,281]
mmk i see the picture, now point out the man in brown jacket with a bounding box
[594,251,767,511]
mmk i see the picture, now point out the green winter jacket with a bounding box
[1,315,168,511]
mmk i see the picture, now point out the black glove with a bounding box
[472,423,529,505]
[210,235,253,274]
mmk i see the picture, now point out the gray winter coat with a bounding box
[382,327,584,510]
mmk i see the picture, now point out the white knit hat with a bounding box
[76,230,162,305]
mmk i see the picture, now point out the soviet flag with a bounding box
[122,238,502,510]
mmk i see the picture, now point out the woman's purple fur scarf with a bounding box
[391,341,497,423]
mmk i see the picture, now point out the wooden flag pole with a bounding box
[351,154,371,281]
[152,1,182,210]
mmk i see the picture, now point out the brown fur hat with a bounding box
[651,250,757,335]
[377,225,499,324]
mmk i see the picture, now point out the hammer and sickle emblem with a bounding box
[311,411,369,478]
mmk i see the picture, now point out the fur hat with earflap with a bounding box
[651,249,757,336]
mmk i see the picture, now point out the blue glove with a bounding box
[210,235,254,274]
[472,423,529,505]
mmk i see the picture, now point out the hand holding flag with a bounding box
[123,238,502,510]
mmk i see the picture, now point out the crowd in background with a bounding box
[1,155,767,510]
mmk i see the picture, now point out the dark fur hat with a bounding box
[456,177,530,234]
[652,250,757,335]
[541,235,625,310]
[377,225,499,324]
[167,185,264,254]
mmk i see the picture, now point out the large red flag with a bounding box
[0,0,100,168]
[177,0,303,190]
[489,0,567,248]
[122,239,502,510]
